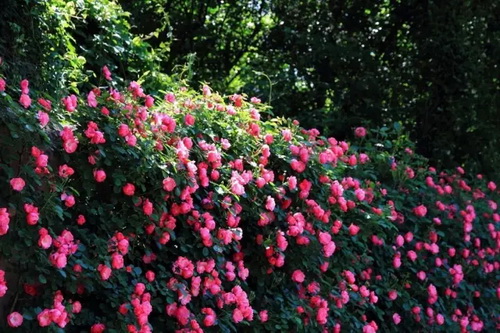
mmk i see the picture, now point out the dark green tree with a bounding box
[1,0,498,178]
[121,0,500,179]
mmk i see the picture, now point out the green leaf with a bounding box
[38,274,47,284]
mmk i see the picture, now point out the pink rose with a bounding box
[392,255,401,269]
[98,264,112,280]
[162,177,176,191]
[72,301,82,314]
[7,312,23,327]
[24,203,39,225]
[62,95,77,112]
[413,204,427,217]
[19,94,31,108]
[102,66,112,80]
[232,308,244,323]
[134,282,146,295]
[428,284,438,304]
[122,183,135,196]
[61,193,75,207]
[125,135,137,146]
[145,95,154,108]
[20,79,29,94]
[37,309,52,327]
[360,285,370,297]
[316,307,328,325]
[395,235,404,247]
[10,177,26,191]
[292,270,305,283]
[407,250,417,262]
[145,270,155,282]
[63,139,78,154]
[165,92,176,103]
[281,129,292,141]
[354,127,367,138]
[363,324,376,333]
[359,153,370,163]
[142,199,153,216]
[259,310,268,323]
[38,228,52,249]
[323,241,336,257]
[37,98,52,110]
[58,164,75,178]
[111,253,124,270]
[38,111,50,127]
[93,170,106,182]
[90,323,106,333]
[231,182,245,196]
[117,124,130,137]
[87,91,98,107]
[369,291,379,303]
[176,305,190,326]
[355,188,366,201]
[348,224,360,236]
[204,314,216,326]
[49,252,67,269]
[184,114,195,126]
[265,196,275,211]
[173,256,194,279]
[77,215,86,225]
[487,181,496,191]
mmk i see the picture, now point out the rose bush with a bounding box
[0,67,498,332]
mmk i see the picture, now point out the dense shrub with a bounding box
[0,0,169,94]
[0,68,498,332]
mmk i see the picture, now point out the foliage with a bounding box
[0,0,170,95]
[120,0,500,180]
[0,65,498,332]
[2,0,499,178]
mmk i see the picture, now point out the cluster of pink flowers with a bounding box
[0,71,497,332]
[31,146,49,174]
[107,232,129,271]
[37,97,52,127]
[37,291,79,328]
[19,79,31,108]
[49,230,78,269]
[118,282,153,333]
[23,203,40,225]
[165,255,255,330]
[84,121,106,144]
[38,227,52,249]
[60,126,78,153]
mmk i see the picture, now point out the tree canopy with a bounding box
[1,0,499,177]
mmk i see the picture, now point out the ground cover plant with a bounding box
[0,67,498,332]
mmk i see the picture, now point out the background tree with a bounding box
[1,0,499,179]
[120,0,500,179]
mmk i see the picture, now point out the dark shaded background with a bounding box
[1,0,499,179]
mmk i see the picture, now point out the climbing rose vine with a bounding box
[0,68,498,332]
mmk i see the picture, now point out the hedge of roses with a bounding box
[0,67,498,332]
